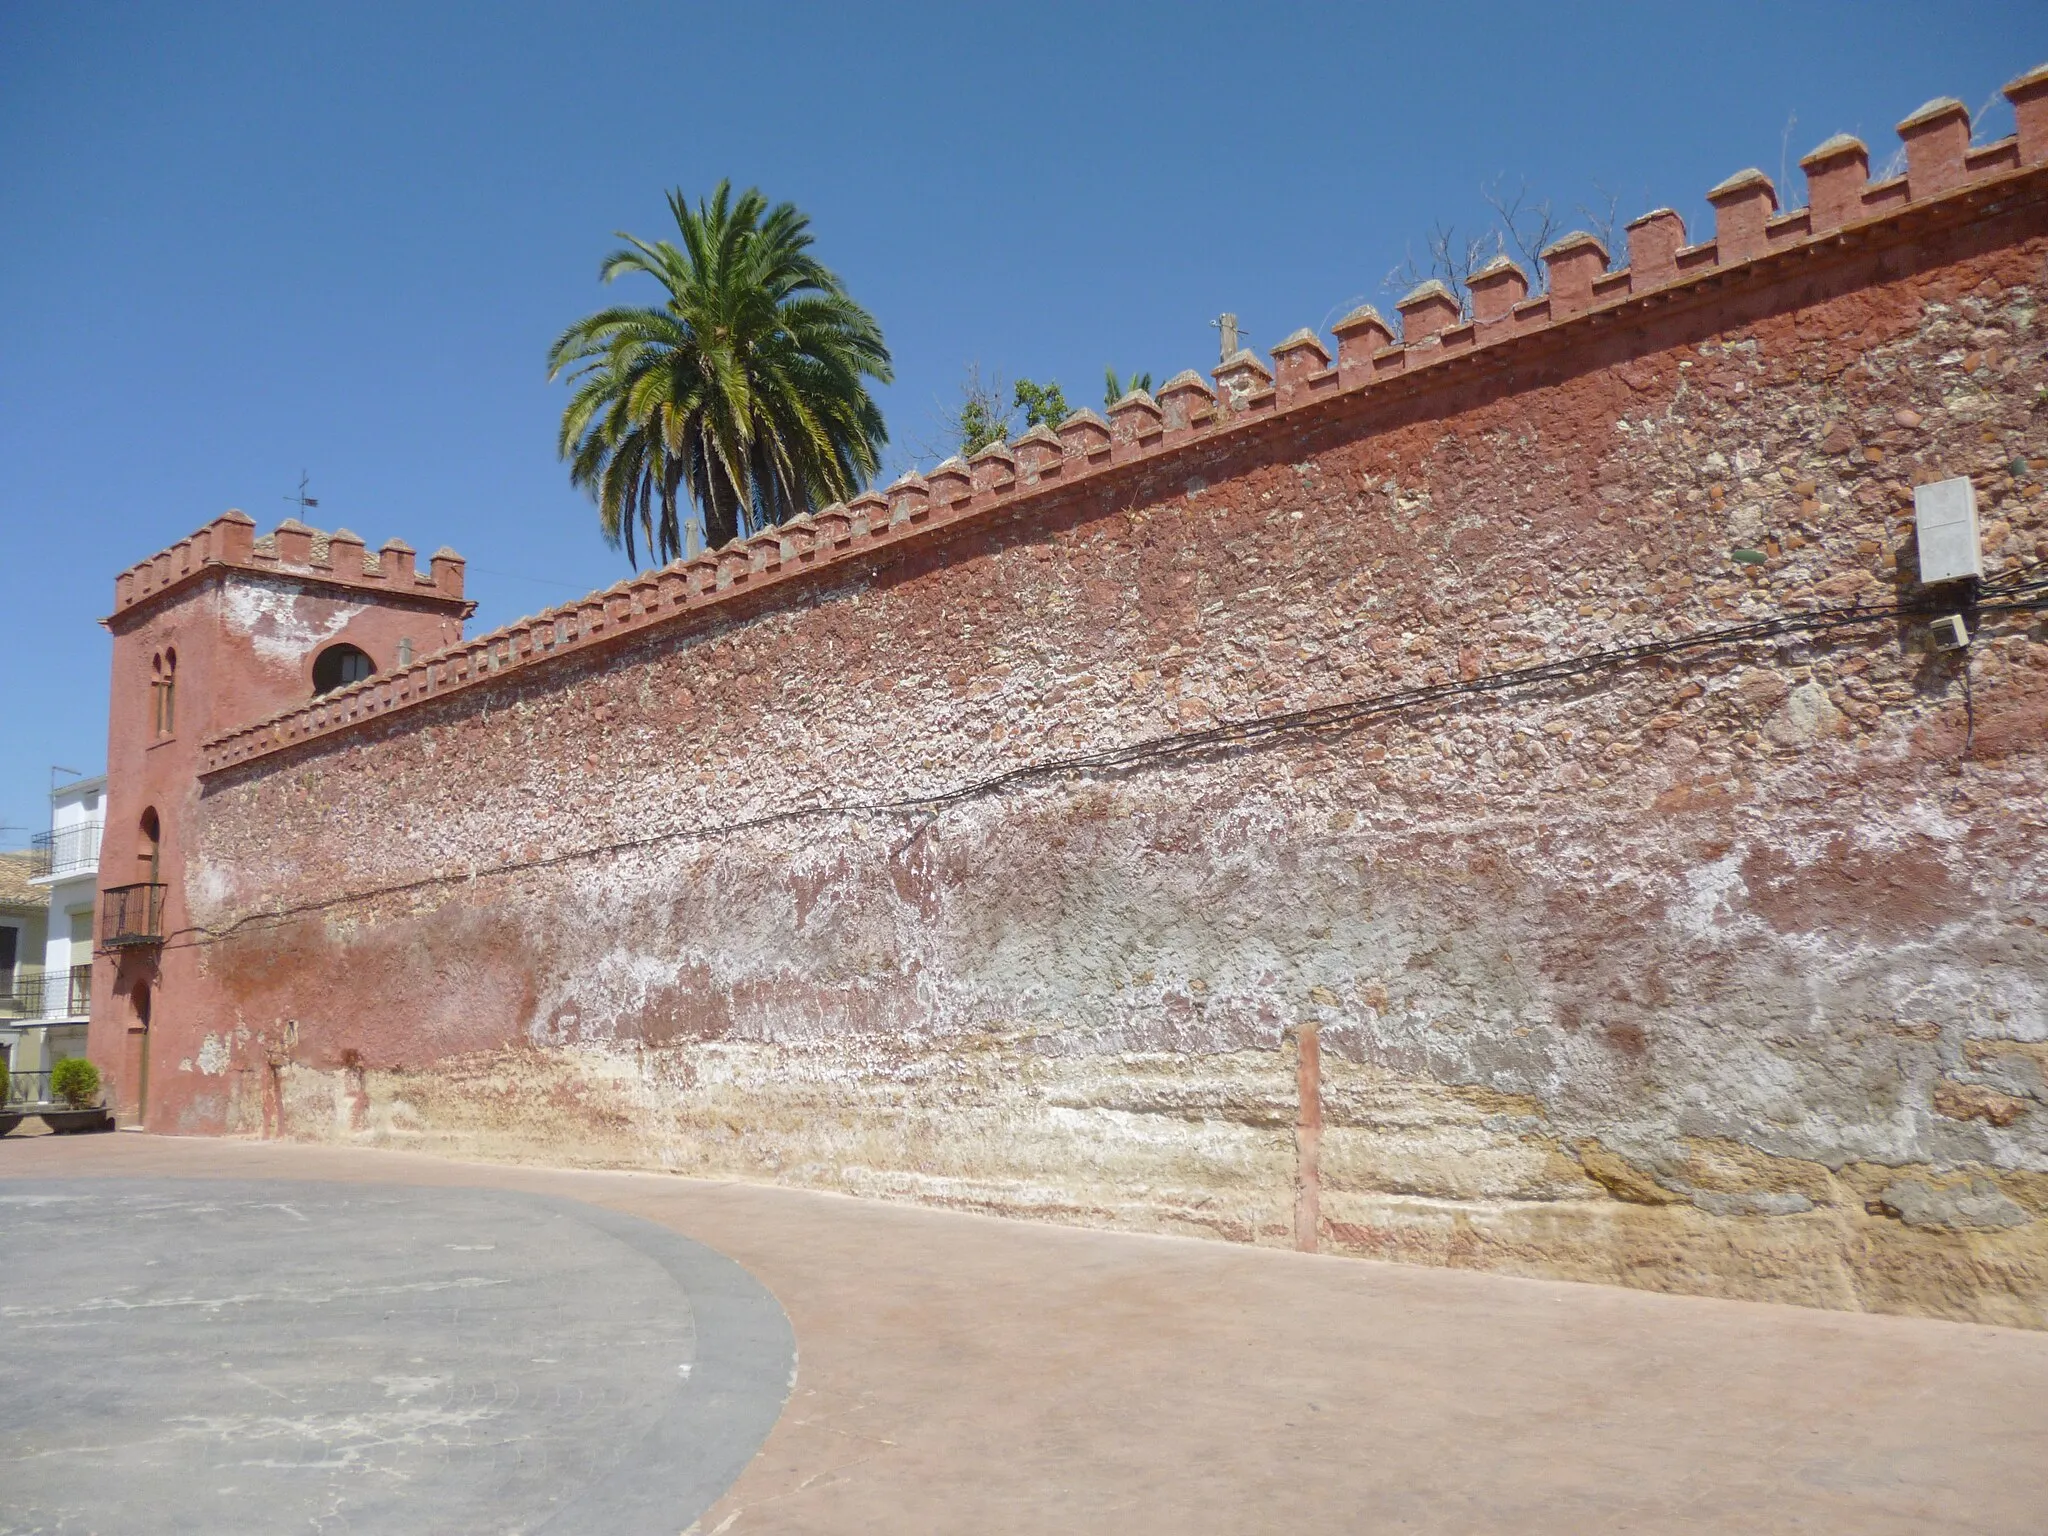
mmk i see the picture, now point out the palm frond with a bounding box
[551,182,891,565]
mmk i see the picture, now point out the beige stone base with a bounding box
[236,1039,2048,1329]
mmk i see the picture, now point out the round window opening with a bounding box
[312,643,375,695]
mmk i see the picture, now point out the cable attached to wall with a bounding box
[1961,652,1978,767]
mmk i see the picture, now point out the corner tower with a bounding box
[90,509,473,1127]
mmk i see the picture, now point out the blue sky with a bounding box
[2,2,2043,841]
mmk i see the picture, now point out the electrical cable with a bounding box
[1960,647,1977,773]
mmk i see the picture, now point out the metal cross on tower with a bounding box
[284,471,320,519]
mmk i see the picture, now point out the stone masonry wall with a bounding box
[162,126,2048,1326]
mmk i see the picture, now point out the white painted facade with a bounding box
[0,859,46,1087]
[19,776,103,1074]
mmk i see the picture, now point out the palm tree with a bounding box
[1103,367,1153,408]
[548,183,892,564]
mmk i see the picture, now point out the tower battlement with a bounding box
[109,509,472,622]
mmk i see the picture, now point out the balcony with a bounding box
[28,823,103,881]
[0,966,93,1021]
[0,974,40,1021]
[100,883,166,948]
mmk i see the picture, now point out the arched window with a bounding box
[132,978,152,1030]
[160,648,176,735]
[150,651,176,736]
[138,807,161,884]
[313,643,375,695]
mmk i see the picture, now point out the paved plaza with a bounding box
[0,1174,790,1534]
[3,1133,2046,1534]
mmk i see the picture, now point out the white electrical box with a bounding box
[1928,614,1970,651]
[1914,476,1983,584]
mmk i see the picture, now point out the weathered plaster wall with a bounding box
[152,187,2048,1325]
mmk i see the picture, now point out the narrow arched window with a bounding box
[149,650,178,736]
[138,807,161,884]
[312,643,375,695]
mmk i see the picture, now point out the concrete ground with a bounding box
[2,1134,2044,1535]
[0,1176,791,1535]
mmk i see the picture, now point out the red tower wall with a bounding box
[90,513,471,1122]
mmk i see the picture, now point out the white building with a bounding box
[0,852,49,1091]
[2,777,103,1095]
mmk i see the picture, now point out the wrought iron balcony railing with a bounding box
[27,823,103,880]
[0,966,92,1020]
[0,974,39,1021]
[100,883,166,948]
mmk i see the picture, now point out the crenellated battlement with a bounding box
[197,61,2048,777]
[108,509,473,622]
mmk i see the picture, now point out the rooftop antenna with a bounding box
[50,766,82,792]
[284,470,319,520]
[1211,313,1243,362]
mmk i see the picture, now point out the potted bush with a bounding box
[42,1058,112,1134]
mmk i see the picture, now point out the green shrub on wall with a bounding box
[51,1058,100,1109]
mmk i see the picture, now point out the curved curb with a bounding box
[526,1191,796,1533]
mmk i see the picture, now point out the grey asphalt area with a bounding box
[0,1179,793,1535]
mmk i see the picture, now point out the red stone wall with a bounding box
[110,111,2048,1324]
